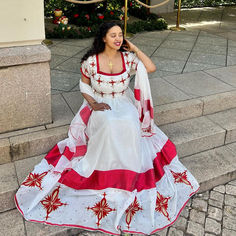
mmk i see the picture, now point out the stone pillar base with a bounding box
[0,44,52,134]
[150,0,175,14]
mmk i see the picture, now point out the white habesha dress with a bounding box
[15,51,200,235]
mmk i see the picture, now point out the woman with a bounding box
[15,22,199,235]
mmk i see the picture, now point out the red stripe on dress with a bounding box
[79,106,92,125]
[146,99,154,119]
[134,89,140,101]
[45,144,87,166]
[58,139,177,192]
[80,68,90,79]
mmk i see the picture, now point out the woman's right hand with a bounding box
[91,102,111,111]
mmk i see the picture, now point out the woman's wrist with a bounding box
[133,47,140,54]
[88,100,98,108]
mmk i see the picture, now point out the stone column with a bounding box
[0,0,52,134]
[150,0,175,14]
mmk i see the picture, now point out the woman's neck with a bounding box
[102,47,119,58]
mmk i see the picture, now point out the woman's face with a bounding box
[103,26,123,50]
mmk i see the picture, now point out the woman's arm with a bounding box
[124,39,157,73]
[81,75,111,111]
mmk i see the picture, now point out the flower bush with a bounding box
[45,0,168,39]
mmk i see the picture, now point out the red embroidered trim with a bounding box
[87,192,116,227]
[155,191,171,221]
[22,171,48,190]
[96,52,126,76]
[170,170,193,189]
[40,185,67,220]
[80,67,90,79]
[125,196,143,229]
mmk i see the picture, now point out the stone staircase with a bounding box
[1,72,236,235]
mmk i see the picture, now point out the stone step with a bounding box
[0,91,236,164]
[1,142,236,216]
[0,209,82,236]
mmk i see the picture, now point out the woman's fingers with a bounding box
[93,103,111,111]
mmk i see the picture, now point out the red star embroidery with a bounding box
[91,72,96,78]
[120,78,126,84]
[170,170,193,189]
[155,191,171,221]
[125,196,143,229]
[87,193,116,227]
[111,91,116,98]
[126,61,130,66]
[100,91,104,97]
[131,61,136,68]
[96,77,103,85]
[40,185,67,220]
[90,62,96,67]
[121,90,125,95]
[84,68,89,75]
[109,80,116,86]
[124,52,129,57]
[22,171,48,190]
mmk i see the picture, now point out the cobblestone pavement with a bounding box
[151,180,236,236]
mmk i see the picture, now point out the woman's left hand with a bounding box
[123,39,138,53]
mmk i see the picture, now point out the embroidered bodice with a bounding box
[80,51,139,97]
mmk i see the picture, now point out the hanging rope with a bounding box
[66,0,169,7]
[134,0,170,8]
[65,0,104,4]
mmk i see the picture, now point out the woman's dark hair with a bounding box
[80,21,126,64]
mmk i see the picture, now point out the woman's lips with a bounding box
[115,42,121,46]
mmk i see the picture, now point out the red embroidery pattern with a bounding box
[124,52,129,57]
[87,193,116,227]
[109,80,116,86]
[126,61,130,66]
[22,171,48,190]
[96,77,103,84]
[120,78,126,84]
[125,196,143,229]
[90,62,96,68]
[155,191,171,221]
[40,185,67,220]
[170,170,193,189]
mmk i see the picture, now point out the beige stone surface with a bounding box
[0,62,52,133]
[207,108,236,144]
[0,209,25,236]
[155,99,203,126]
[201,90,236,115]
[0,45,51,67]
[62,91,85,115]
[0,138,11,164]
[25,220,81,236]
[45,94,74,129]
[182,146,236,193]
[159,116,225,157]
[10,125,69,161]
[0,125,45,139]
[0,162,18,212]
[15,154,45,184]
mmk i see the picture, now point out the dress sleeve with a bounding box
[80,58,90,79]
[128,52,140,75]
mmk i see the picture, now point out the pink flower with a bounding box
[98,15,104,20]
[110,11,114,15]
[85,14,90,20]
[74,14,79,18]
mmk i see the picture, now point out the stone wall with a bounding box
[0,45,52,134]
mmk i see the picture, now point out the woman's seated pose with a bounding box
[15,22,199,235]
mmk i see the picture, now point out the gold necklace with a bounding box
[108,60,113,70]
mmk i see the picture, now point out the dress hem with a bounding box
[14,187,200,235]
